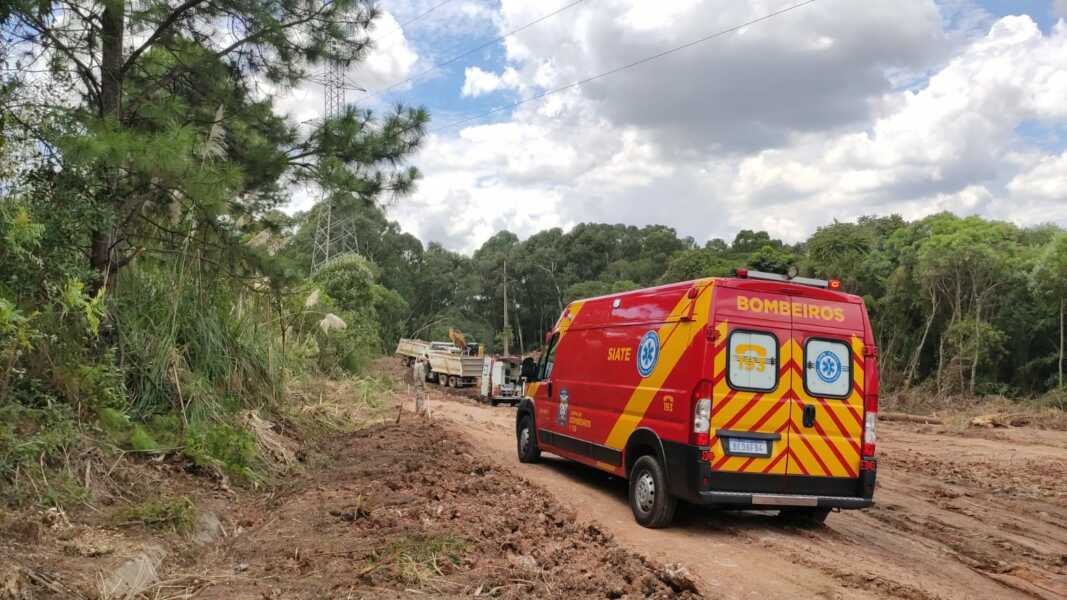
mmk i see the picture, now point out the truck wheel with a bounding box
[517,415,541,463]
[778,507,831,527]
[438,374,448,387]
[449,375,459,387]
[490,398,499,407]
[629,455,677,529]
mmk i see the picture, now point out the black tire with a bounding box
[628,455,677,528]
[778,507,831,527]
[490,398,499,407]
[438,374,448,387]
[517,415,541,463]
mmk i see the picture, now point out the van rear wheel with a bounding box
[628,455,677,528]
[517,415,540,463]
[778,507,831,527]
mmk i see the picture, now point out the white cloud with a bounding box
[386,3,1067,253]
[461,66,520,97]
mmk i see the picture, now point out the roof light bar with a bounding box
[734,268,831,289]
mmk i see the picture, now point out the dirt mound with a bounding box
[195,420,703,599]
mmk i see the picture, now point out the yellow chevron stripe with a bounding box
[787,424,825,475]
[604,280,714,450]
[788,377,857,477]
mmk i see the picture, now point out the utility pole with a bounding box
[502,258,510,356]
[310,25,359,275]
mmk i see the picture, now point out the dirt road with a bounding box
[429,388,1067,600]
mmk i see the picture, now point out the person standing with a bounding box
[413,357,430,419]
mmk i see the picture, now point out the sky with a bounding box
[279,0,1067,254]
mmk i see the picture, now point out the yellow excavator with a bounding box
[448,328,482,356]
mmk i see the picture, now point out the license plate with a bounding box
[727,438,769,456]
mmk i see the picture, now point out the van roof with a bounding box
[569,277,863,307]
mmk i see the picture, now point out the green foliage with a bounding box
[747,245,797,274]
[563,280,639,304]
[0,404,76,479]
[117,267,284,419]
[315,254,376,312]
[374,534,469,585]
[184,422,260,483]
[0,404,84,507]
[118,496,196,533]
[129,426,162,453]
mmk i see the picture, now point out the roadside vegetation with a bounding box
[1,1,1065,521]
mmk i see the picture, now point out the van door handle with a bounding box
[547,382,553,399]
[803,404,816,428]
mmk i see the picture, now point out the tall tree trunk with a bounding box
[970,305,980,396]
[905,295,938,389]
[91,0,125,292]
[937,333,946,396]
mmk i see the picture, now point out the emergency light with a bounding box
[734,268,839,290]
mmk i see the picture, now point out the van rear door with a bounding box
[786,296,865,483]
[709,286,794,481]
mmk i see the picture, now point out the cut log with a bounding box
[879,412,944,425]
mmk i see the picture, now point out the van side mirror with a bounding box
[521,357,539,381]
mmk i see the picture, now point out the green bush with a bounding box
[116,267,285,420]
[118,496,196,533]
[0,404,83,506]
[184,422,260,483]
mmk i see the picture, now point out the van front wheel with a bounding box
[517,416,541,463]
[629,455,677,528]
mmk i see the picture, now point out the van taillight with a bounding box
[692,398,711,446]
[863,388,878,460]
[862,411,876,459]
[691,379,713,446]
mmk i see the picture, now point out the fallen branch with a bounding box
[878,412,943,425]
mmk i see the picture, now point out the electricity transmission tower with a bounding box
[310,39,360,274]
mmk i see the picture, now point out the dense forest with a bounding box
[286,205,1067,402]
[1,1,1065,505]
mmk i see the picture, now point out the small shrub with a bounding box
[184,422,261,483]
[129,426,161,453]
[1033,388,1067,411]
[96,408,166,453]
[373,535,469,585]
[118,496,196,533]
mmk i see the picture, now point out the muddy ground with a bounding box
[425,383,1067,600]
[3,363,1066,600]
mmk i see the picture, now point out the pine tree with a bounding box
[2,0,428,290]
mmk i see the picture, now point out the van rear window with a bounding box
[804,338,851,398]
[727,331,779,392]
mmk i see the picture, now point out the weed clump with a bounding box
[373,535,469,585]
[118,496,196,533]
[184,422,261,483]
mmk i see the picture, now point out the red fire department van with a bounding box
[516,270,877,528]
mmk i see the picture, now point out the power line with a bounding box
[429,0,816,133]
[372,0,589,98]
[396,0,458,31]
[375,0,459,44]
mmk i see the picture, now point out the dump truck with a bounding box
[396,337,483,387]
[395,338,458,366]
[428,352,484,388]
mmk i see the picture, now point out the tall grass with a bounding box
[115,266,285,422]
